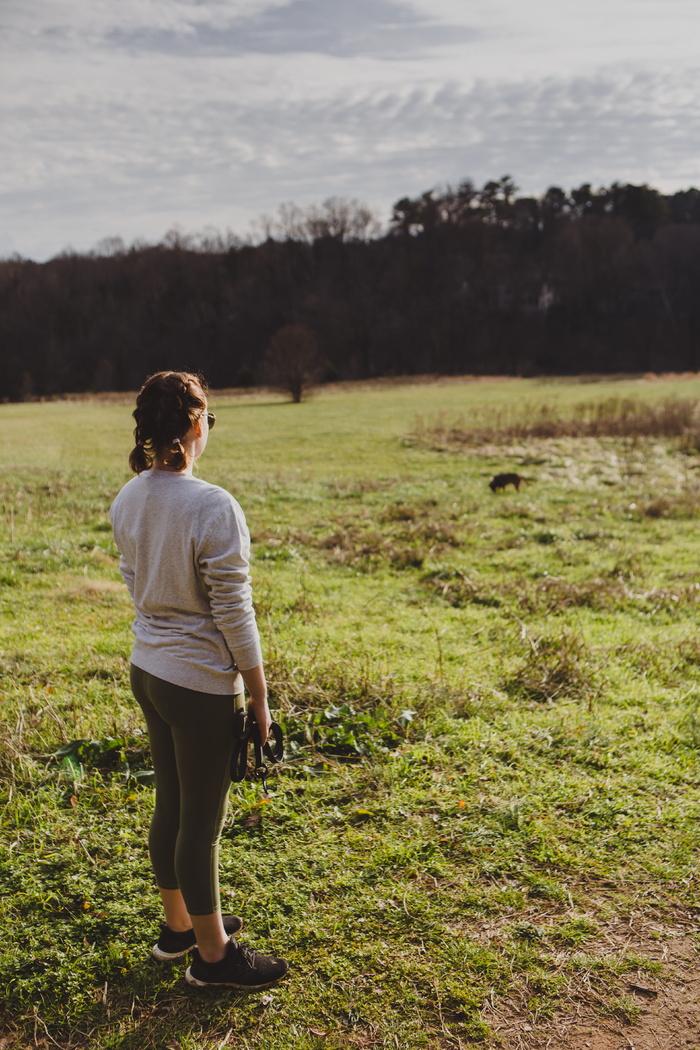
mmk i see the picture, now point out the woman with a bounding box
[110,370,288,990]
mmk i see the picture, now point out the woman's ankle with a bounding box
[197,940,229,965]
[190,912,230,963]
[166,920,192,934]
[158,887,192,933]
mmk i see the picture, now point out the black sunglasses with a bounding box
[206,412,216,429]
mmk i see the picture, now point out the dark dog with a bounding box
[489,472,523,493]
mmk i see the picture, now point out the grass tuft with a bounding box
[505,628,601,706]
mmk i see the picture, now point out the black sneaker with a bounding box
[185,939,288,989]
[152,915,243,961]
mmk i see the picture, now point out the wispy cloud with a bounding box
[1,0,699,259]
[104,0,480,58]
[2,63,698,259]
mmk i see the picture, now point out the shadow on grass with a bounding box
[7,963,277,1050]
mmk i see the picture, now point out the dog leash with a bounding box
[230,710,284,794]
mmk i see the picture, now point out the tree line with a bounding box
[2,178,700,400]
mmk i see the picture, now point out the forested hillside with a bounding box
[2,178,700,399]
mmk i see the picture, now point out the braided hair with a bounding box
[129,371,208,474]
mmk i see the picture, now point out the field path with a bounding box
[488,924,700,1049]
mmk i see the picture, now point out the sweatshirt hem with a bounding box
[130,649,243,696]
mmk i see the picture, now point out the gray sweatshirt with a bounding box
[110,468,262,695]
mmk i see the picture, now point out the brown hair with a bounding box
[129,371,208,474]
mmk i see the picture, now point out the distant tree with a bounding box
[511,195,540,232]
[263,198,379,243]
[263,323,322,402]
[92,356,115,392]
[441,179,480,225]
[92,235,126,257]
[390,193,433,235]
[668,188,700,224]
[540,186,570,224]
[304,198,379,242]
[569,182,602,219]
[478,175,518,224]
[390,181,480,234]
[607,183,669,239]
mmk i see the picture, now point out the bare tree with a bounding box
[262,198,380,243]
[263,323,322,402]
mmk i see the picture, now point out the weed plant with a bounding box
[1,376,700,1048]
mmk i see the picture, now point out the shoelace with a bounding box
[239,944,258,968]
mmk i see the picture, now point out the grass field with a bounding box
[2,375,700,1049]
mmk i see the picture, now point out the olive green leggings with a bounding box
[130,664,241,916]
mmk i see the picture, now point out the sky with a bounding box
[2,0,699,261]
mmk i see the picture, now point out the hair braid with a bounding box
[128,371,208,474]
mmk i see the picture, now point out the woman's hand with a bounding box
[247,696,271,744]
[240,664,271,743]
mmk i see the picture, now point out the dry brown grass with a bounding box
[254,506,463,572]
[424,568,700,617]
[62,579,124,601]
[505,628,602,705]
[643,492,700,518]
[317,524,429,569]
[264,649,407,715]
[411,396,700,448]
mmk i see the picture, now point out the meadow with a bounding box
[1,375,700,1050]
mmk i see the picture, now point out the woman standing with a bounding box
[110,370,288,990]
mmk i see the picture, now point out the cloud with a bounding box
[3,0,698,263]
[2,61,699,260]
[222,69,700,197]
[103,0,480,58]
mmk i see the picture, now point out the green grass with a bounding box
[2,375,700,1048]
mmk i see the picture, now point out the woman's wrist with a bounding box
[240,664,268,707]
[247,693,269,709]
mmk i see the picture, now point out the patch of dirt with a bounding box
[485,920,700,1050]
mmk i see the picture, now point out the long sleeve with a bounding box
[196,500,263,672]
[118,553,136,600]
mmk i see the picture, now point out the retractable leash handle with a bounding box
[230,710,284,791]
[266,722,284,763]
[252,719,284,794]
[230,709,250,783]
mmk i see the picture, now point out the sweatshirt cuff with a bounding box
[233,641,264,672]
